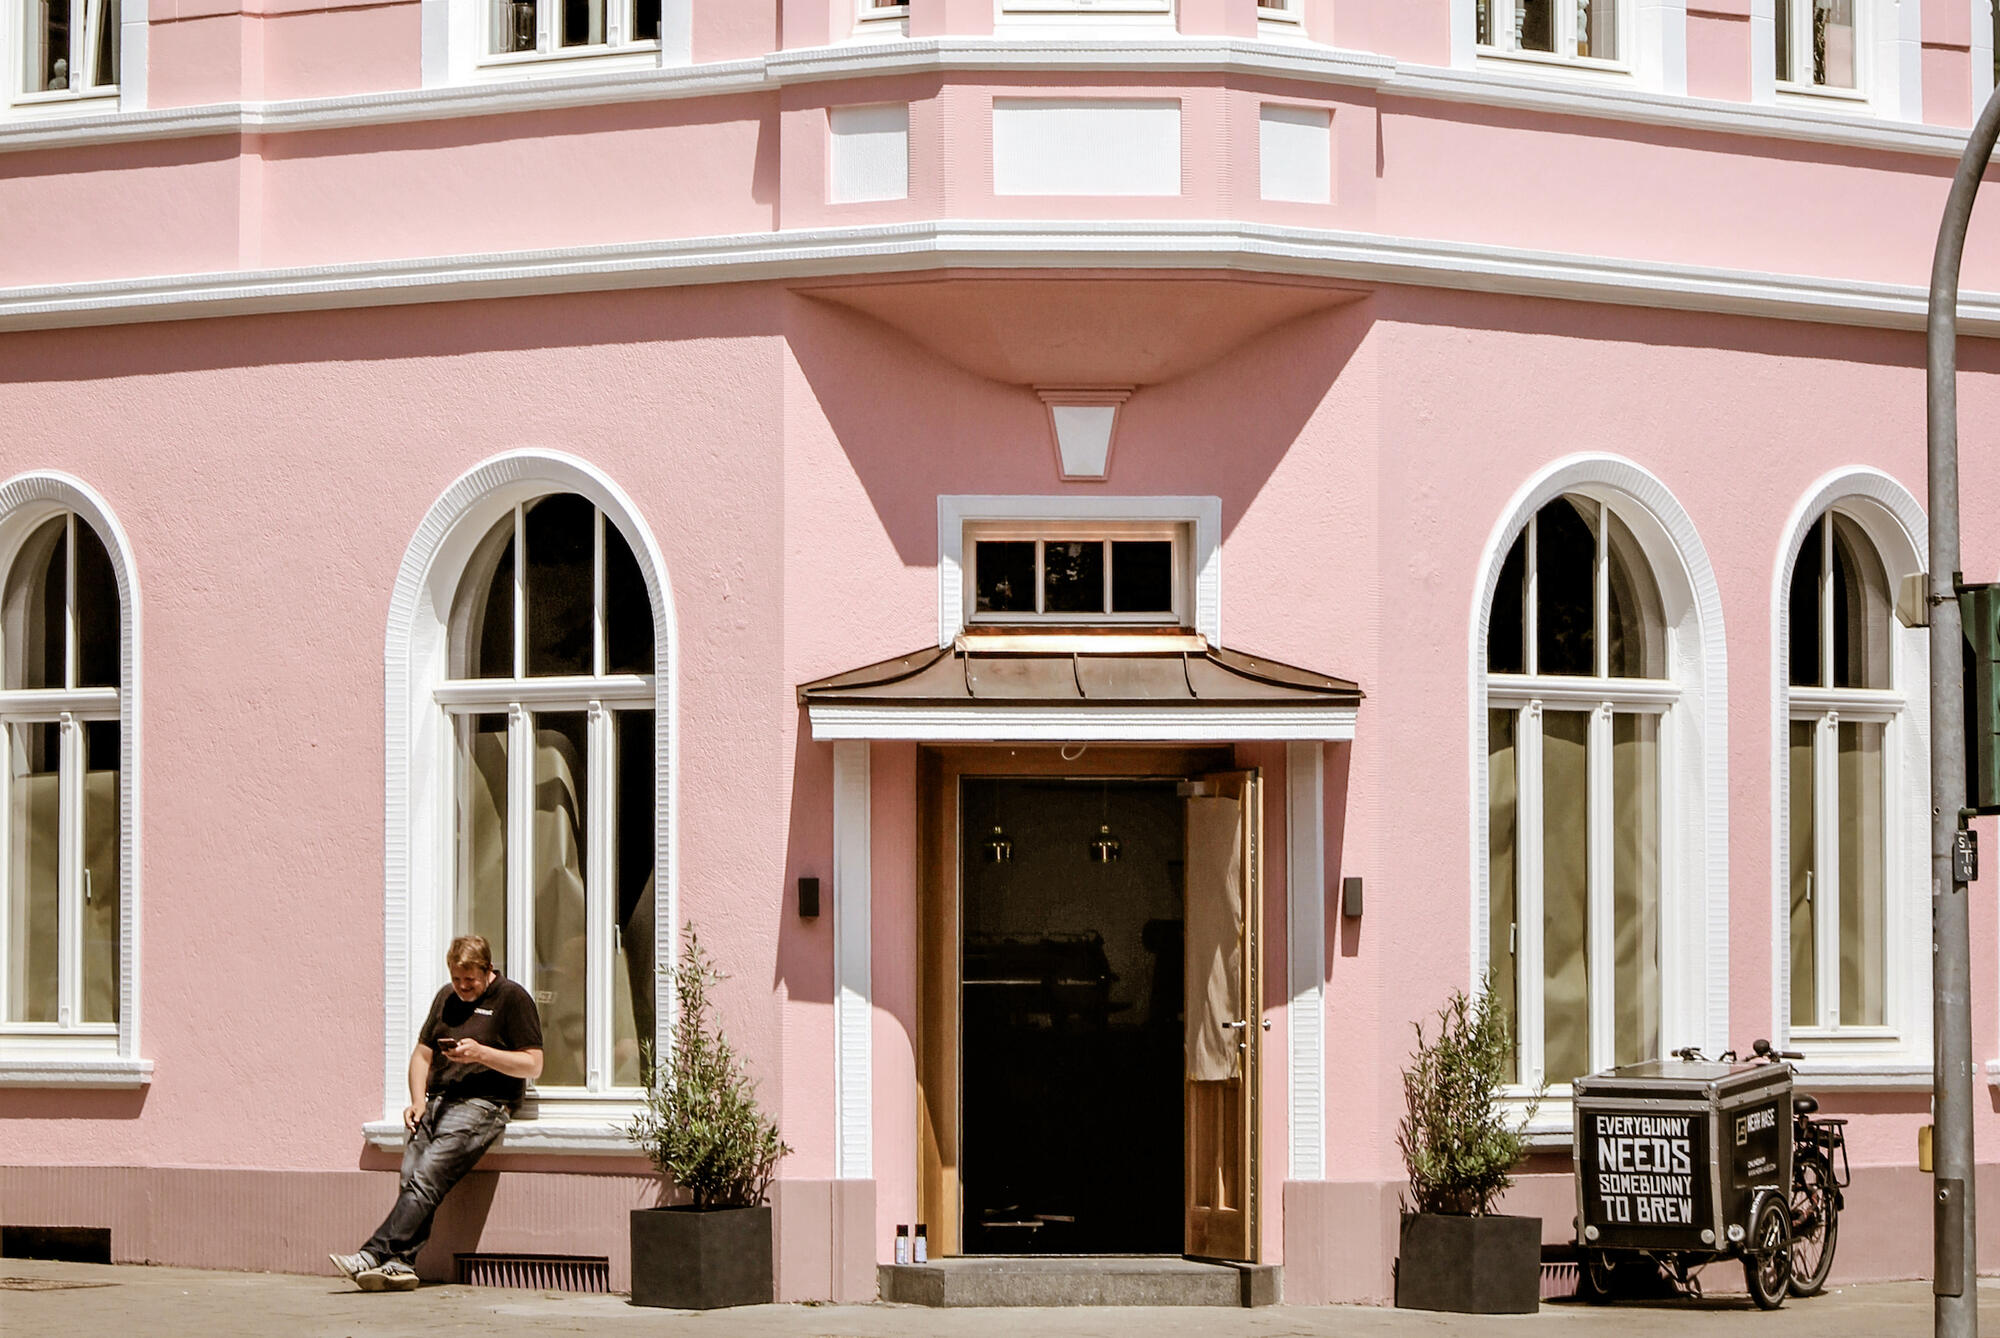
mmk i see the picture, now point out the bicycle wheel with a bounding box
[1575,1250,1619,1304]
[1789,1149,1839,1297]
[1743,1193,1791,1310]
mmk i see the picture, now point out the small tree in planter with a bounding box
[625,926,790,1309]
[1393,985,1542,1315]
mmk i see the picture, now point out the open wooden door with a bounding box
[1182,768,1261,1262]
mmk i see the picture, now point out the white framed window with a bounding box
[381,452,673,1148]
[443,495,657,1104]
[2,0,140,115]
[1485,495,1672,1091]
[425,0,688,86]
[0,480,145,1089]
[1476,0,1629,67]
[1773,478,1929,1084]
[963,521,1188,629]
[1752,0,1919,118]
[994,0,1174,36]
[1257,0,1303,23]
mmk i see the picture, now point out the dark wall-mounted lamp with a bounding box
[798,876,821,920]
[1341,876,1363,919]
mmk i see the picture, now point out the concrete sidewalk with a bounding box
[2,1259,1991,1338]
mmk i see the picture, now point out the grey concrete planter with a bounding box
[629,1205,773,1310]
[1394,1212,1540,1314]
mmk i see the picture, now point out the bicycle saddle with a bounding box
[1793,1093,1819,1115]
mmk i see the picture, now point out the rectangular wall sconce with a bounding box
[798,877,821,920]
[1341,876,1363,919]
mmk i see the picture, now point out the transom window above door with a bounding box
[966,524,1187,627]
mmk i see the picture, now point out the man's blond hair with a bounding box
[446,935,493,971]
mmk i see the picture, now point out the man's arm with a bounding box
[403,1045,433,1130]
[450,1040,543,1082]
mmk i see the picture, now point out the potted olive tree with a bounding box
[1393,985,1542,1314]
[625,927,789,1309]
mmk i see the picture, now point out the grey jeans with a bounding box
[360,1095,510,1267]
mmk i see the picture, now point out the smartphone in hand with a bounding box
[435,1037,459,1057]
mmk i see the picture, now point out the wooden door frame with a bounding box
[916,743,1235,1259]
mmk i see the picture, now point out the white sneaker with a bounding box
[329,1251,383,1291]
[376,1261,420,1292]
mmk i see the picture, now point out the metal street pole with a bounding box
[1927,76,2000,1338]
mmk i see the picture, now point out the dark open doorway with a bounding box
[959,777,1185,1255]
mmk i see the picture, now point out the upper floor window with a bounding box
[487,0,657,59]
[1477,0,1623,64]
[1485,496,1670,1089]
[1,511,121,1036]
[1786,512,1893,1035]
[20,0,116,100]
[444,494,656,1097]
[1775,0,1856,91]
[966,523,1186,628]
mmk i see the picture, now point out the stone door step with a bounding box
[878,1256,1280,1307]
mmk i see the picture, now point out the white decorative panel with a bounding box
[1259,104,1331,205]
[992,98,1182,197]
[832,741,872,1180]
[829,103,909,205]
[1050,405,1117,478]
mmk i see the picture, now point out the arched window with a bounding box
[1785,512,1893,1034]
[0,511,122,1034]
[442,494,656,1094]
[1485,495,1670,1088]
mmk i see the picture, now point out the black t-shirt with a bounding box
[417,974,544,1108]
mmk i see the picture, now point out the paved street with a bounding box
[3,1260,1995,1338]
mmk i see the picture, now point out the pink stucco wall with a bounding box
[5,0,2000,1308]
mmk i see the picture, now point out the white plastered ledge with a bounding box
[363,1118,641,1154]
[0,1056,152,1087]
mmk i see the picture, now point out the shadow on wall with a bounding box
[0,1086,148,1121]
[781,284,1373,565]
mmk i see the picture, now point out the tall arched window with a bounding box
[1785,512,1893,1034]
[1485,495,1670,1088]
[443,494,656,1095]
[0,511,121,1034]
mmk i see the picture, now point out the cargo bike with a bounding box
[1572,1040,1850,1309]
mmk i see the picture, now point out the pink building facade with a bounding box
[5,0,2000,1305]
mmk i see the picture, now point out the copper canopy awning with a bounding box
[798,633,1362,742]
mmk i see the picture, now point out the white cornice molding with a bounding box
[0,36,1978,159]
[3,219,1999,337]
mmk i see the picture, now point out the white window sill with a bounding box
[1473,47,1637,88]
[0,1056,152,1087]
[5,90,120,121]
[364,1117,643,1155]
[1792,1061,1930,1091]
[468,45,663,83]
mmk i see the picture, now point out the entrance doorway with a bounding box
[916,746,1262,1264]
[959,778,1185,1255]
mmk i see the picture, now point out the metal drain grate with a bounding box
[455,1253,610,1292]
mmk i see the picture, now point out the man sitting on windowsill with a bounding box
[330,934,543,1291]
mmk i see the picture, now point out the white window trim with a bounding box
[854,0,909,38]
[992,0,1176,39]
[962,520,1190,629]
[1749,0,1921,121]
[1769,470,1930,1079]
[939,495,1220,648]
[0,0,144,116]
[423,0,689,87]
[0,473,144,1087]
[1458,0,1687,95]
[1974,0,1995,121]
[382,450,676,1145]
[1471,455,1727,1140]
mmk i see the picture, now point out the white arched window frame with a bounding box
[1471,457,1727,1138]
[377,451,675,1151]
[0,473,145,1088]
[1771,471,1930,1086]
[1455,0,1689,94]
